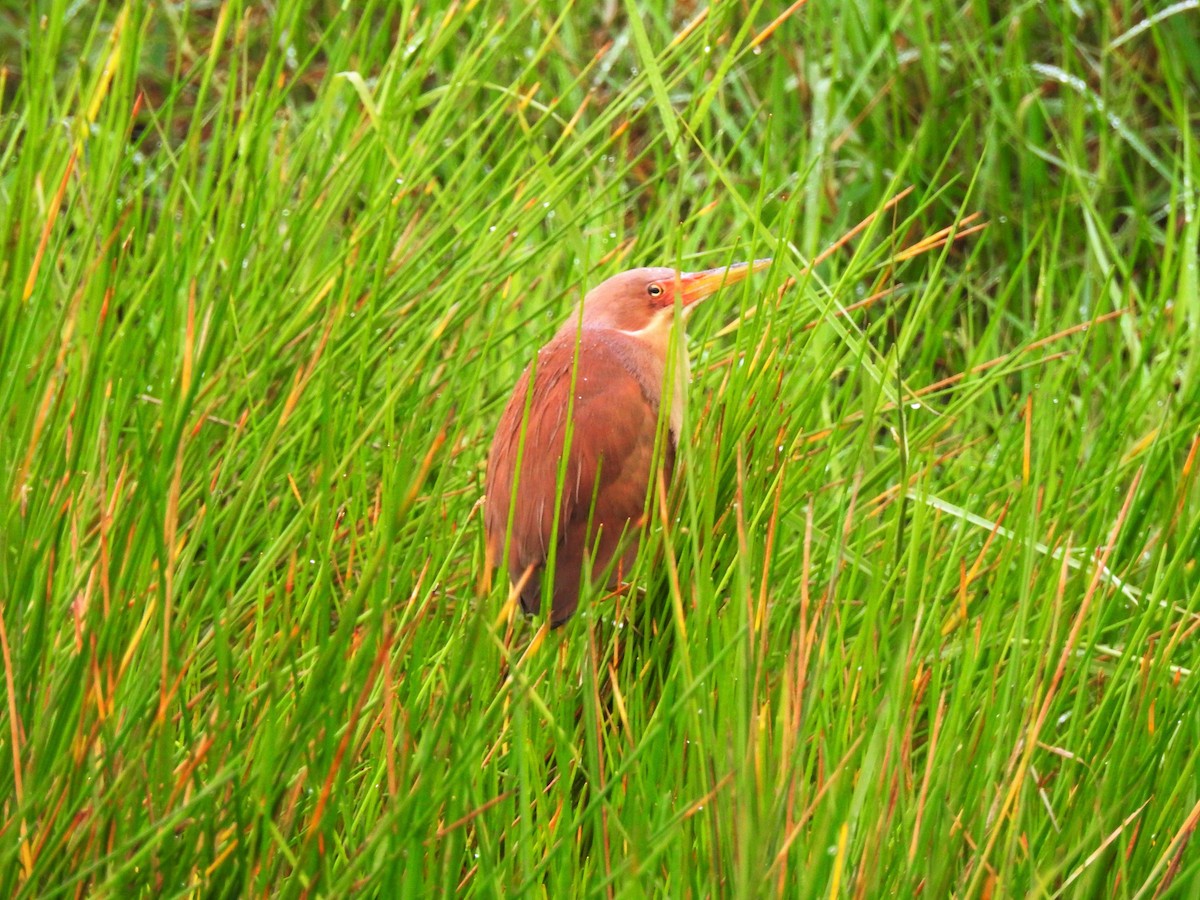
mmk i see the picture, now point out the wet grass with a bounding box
[1,0,1199,895]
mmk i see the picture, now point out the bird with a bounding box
[484,258,771,627]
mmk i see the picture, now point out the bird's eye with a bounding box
[647,283,663,297]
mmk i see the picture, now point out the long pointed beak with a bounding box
[676,258,772,307]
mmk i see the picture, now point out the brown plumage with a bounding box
[485,260,770,626]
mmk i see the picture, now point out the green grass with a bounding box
[2,0,1199,895]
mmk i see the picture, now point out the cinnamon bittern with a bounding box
[485,259,771,626]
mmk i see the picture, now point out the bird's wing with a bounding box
[485,330,669,619]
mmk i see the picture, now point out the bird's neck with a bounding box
[561,316,691,445]
[661,331,690,446]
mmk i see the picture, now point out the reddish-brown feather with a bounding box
[485,328,675,625]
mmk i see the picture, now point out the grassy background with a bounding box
[2,0,1199,895]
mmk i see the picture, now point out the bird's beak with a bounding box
[676,258,772,308]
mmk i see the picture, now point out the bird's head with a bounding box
[576,259,772,349]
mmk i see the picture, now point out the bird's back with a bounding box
[485,327,676,624]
